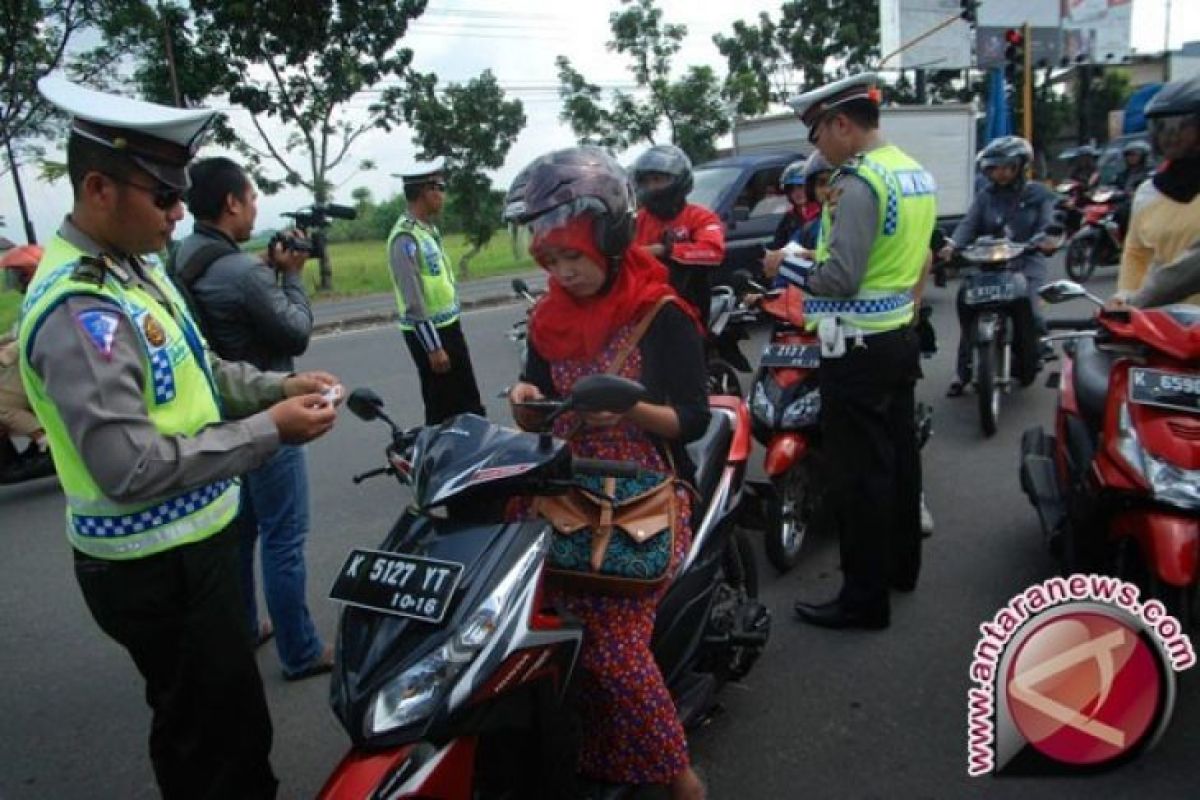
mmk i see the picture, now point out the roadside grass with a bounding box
[0,233,535,332]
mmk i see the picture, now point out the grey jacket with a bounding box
[952,180,1058,276]
[174,223,313,372]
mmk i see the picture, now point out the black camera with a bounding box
[267,231,314,256]
[277,203,359,262]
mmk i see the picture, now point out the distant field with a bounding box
[0,233,535,332]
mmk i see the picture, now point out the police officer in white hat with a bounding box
[386,158,485,424]
[19,76,344,797]
[784,73,936,630]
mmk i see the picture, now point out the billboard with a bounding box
[1061,0,1134,63]
[879,0,974,70]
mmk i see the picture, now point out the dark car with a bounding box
[689,151,805,282]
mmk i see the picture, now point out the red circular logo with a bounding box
[1006,611,1162,766]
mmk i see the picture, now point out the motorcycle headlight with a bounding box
[750,379,781,428]
[367,533,547,736]
[781,387,821,429]
[1114,402,1200,511]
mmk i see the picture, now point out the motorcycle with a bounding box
[1053,179,1088,239]
[956,231,1059,437]
[1064,187,1126,283]
[320,376,770,799]
[704,278,758,397]
[745,282,934,573]
[1020,281,1200,627]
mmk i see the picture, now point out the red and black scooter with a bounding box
[1021,280,1200,626]
[1064,187,1126,283]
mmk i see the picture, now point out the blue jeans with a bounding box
[238,445,323,675]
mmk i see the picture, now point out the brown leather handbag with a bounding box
[534,297,682,596]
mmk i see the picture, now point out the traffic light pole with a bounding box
[1022,22,1033,143]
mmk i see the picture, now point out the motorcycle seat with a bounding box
[686,410,733,512]
[1072,337,1113,433]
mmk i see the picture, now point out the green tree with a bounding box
[556,0,730,163]
[0,0,131,243]
[402,69,525,279]
[715,0,879,116]
[121,0,429,290]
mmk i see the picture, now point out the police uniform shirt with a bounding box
[27,217,285,505]
[807,160,882,297]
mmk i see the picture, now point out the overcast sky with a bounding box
[2,0,1195,243]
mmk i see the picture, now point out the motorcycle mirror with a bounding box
[1039,280,1088,305]
[346,388,385,422]
[511,278,530,295]
[569,374,646,414]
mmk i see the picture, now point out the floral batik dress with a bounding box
[544,320,693,785]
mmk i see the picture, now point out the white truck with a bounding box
[731,103,977,223]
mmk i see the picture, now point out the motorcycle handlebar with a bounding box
[573,458,644,478]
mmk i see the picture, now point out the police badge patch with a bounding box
[143,314,167,347]
[75,309,121,360]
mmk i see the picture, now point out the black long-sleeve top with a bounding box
[522,302,711,483]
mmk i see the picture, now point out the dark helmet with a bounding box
[631,144,692,219]
[1122,139,1152,158]
[780,160,807,190]
[1145,75,1200,119]
[503,145,636,261]
[977,136,1033,171]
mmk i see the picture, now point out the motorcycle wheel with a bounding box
[1115,539,1196,631]
[1065,238,1097,283]
[975,338,1001,437]
[706,358,743,398]
[764,465,812,573]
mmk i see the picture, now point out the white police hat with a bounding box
[787,73,882,130]
[391,156,448,187]
[38,74,219,190]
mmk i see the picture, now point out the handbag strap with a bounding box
[607,295,676,377]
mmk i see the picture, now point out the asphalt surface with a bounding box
[2,260,1197,799]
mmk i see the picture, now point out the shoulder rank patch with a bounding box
[75,309,121,361]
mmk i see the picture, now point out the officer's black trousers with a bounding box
[74,527,277,800]
[403,319,486,426]
[818,326,923,612]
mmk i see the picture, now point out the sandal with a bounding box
[946,380,966,398]
[283,644,334,682]
[254,621,274,649]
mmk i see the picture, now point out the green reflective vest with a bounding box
[386,215,459,330]
[18,235,239,560]
[805,144,937,332]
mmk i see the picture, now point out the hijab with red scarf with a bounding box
[528,214,699,362]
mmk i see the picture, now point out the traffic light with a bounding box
[1004,28,1025,81]
[960,0,978,25]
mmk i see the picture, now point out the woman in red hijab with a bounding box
[506,147,709,800]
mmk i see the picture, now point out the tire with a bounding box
[764,465,812,573]
[1065,237,1098,283]
[975,337,1000,437]
[706,358,742,398]
[1115,539,1196,631]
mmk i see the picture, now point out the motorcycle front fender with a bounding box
[319,738,477,800]
[764,433,808,477]
[974,312,999,344]
[1114,509,1200,589]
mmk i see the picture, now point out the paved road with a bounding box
[2,263,1197,799]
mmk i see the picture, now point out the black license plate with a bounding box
[965,275,1017,305]
[330,549,464,624]
[1128,368,1200,414]
[760,343,821,369]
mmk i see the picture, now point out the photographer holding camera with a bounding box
[172,156,334,681]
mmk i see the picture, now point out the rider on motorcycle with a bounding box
[940,136,1059,397]
[1117,74,1200,306]
[632,144,726,330]
[762,151,833,287]
[1115,139,1153,193]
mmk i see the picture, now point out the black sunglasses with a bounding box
[103,173,185,210]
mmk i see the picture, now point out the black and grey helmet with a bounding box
[631,144,693,219]
[1122,140,1152,157]
[503,145,636,260]
[1145,75,1200,119]
[977,136,1033,171]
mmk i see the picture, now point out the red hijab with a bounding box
[528,215,697,361]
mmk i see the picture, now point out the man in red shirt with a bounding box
[632,145,726,329]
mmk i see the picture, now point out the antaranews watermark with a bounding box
[967,573,1194,777]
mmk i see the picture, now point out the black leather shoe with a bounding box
[793,599,889,630]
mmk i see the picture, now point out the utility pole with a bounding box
[1022,22,1033,144]
[1163,0,1172,82]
